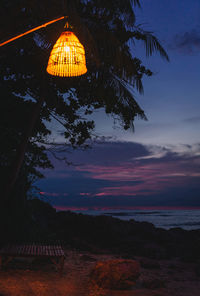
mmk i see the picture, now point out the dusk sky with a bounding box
[37,0,200,210]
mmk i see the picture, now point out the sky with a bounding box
[37,0,200,210]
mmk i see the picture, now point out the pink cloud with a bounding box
[94,185,158,197]
[54,206,89,211]
[78,161,199,181]
[80,192,92,196]
[40,191,59,197]
[75,159,200,196]
[39,191,68,197]
[95,192,108,197]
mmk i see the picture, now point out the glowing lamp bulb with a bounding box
[64,45,70,52]
[46,31,87,77]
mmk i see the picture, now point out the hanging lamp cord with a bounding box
[64,20,74,31]
[0,16,68,47]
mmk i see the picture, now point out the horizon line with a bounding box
[53,205,200,211]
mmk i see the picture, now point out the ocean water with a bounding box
[75,209,200,230]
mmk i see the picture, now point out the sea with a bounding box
[73,208,200,231]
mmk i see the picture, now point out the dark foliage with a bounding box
[0,1,168,202]
[2,199,200,264]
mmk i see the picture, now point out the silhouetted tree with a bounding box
[0,85,53,205]
[0,0,169,201]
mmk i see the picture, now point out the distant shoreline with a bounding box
[52,206,200,230]
[54,205,200,211]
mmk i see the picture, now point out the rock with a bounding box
[90,259,140,290]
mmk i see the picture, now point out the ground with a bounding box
[0,249,199,296]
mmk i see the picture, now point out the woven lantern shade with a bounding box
[46,31,87,77]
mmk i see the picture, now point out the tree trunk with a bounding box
[4,76,47,201]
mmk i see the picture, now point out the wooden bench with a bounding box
[0,244,65,275]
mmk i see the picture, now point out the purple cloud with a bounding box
[37,141,200,208]
[171,29,200,54]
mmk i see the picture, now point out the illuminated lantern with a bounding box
[46,30,87,77]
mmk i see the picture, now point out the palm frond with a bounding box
[132,28,169,61]
[131,0,141,7]
[111,74,147,120]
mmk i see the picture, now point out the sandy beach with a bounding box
[0,248,199,296]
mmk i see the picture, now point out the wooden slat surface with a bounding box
[0,244,64,257]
